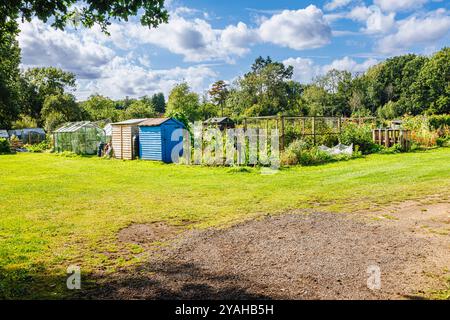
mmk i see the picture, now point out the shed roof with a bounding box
[54,121,100,133]
[8,128,46,135]
[0,130,9,138]
[204,117,234,124]
[138,118,171,127]
[111,118,148,126]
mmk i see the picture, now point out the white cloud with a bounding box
[93,6,332,63]
[259,5,332,50]
[18,19,114,79]
[105,13,258,63]
[18,19,217,100]
[76,57,217,100]
[348,5,396,34]
[374,0,428,12]
[322,56,378,73]
[324,0,353,11]
[220,22,260,56]
[282,58,321,83]
[284,56,378,83]
[377,10,450,54]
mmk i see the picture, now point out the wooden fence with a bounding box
[372,129,411,150]
[243,116,376,150]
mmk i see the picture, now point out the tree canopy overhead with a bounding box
[0,0,169,33]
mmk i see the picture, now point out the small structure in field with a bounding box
[203,117,235,130]
[110,119,148,160]
[53,121,105,155]
[372,128,411,150]
[138,118,186,163]
[8,128,46,144]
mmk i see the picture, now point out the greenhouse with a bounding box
[53,121,105,155]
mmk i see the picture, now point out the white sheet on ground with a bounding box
[318,143,353,155]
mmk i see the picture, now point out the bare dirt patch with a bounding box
[118,222,183,246]
[90,198,450,300]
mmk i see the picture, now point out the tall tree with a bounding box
[209,80,229,117]
[412,47,450,115]
[122,99,156,120]
[80,94,118,122]
[237,56,294,116]
[21,67,76,125]
[150,93,166,114]
[41,93,84,131]
[165,83,201,122]
[0,23,21,128]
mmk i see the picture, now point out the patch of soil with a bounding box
[89,197,450,300]
[118,222,183,246]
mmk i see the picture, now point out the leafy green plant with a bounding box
[55,151,79,158]
[429,114,450,130]
[281,139,361,166]
[339,123,377,154]
[24,140,51,153]
[436,136,450,147]
[0,138,11,154]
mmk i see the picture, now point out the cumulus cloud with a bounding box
[322,56,378,73]
[348,5,396,34]
[284,56,378,83]
[61,56,217,100]
[18,19,217,100]
[324,0,353,11]
[91,6,332,63]
[374,0,428,12]
[97,13,259,63]
[377,10,450,54]
[282,58,321,83]
[18,19,114,79]
[76,57,217,100]
[220,22,260,56]
[259,5,332,50]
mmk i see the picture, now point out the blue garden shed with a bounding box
[138,118,186,163]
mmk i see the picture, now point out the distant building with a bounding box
[8,128,46,144]
[0,130,9,139]
[203,117,235,130]
[53,122,105,155]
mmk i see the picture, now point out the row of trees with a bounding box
[167,48,449,123]
[0,0,169,130]
[1,65,167,131]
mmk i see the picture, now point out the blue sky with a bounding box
[17,0,450,100]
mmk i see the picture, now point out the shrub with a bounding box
[378,143,403,154]
[281,139,360,166]
[24,140,52,153]
[339,123,377,154]
[429,114,450,130]
[436,136,450,147]
[0,138,11,154]
[297,147,333,166]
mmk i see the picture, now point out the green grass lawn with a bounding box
[1,149,449,298]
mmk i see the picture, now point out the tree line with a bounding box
[1,2,448,131]
[168,49,449,123]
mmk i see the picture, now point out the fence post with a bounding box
[280,115,285,151]
[312,116,316,145]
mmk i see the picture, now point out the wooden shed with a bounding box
[138,118,186,163]
[111,119,147,160]
[203,117,235,130]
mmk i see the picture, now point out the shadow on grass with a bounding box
[0,260,271,300]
